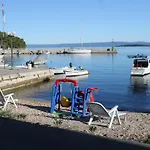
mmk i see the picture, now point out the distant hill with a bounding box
[27,41,150,49]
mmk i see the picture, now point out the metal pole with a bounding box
[2,21,5,69]
[11,36,13,69]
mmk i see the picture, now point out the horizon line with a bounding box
[27,41,150,45]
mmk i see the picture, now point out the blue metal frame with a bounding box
[50,81,95,117]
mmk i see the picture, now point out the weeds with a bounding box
[89,126,97,133]
[53,118,63,126]
[142,135,150,144]
[0,110,27,120]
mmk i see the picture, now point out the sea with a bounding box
[7,44,150,113]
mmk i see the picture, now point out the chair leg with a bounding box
[88,116,94,125]
[108,111,115,128]
[10,96,17,108]
[2,100,9,110]
[116,111,121,125]
[124,115,126,122]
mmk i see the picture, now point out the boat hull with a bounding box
[51,66,76,75]
[65,70,89,77]
[131,68,150,76]
[66,49,91,54]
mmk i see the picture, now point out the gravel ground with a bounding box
[1,99,150,145]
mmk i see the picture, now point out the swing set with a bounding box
[50,78,98,117]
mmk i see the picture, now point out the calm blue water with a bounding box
[10,46,150,113]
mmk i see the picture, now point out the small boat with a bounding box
[66,74,89,80]
[26,55,47,66]
[65,48,91,54]
[34,60,47,65]
[14,65,27,69]
[51,66,76,75]
[131,57,150,76]
[65,69,89,77]
[127,54,147,58]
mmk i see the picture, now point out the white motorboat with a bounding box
[51,66,76,75]
[131,57,150,76]
[14,65,28,69]
[34,60,47,65]
[51,68,64,75]
[66,74,89,80]
[65,48,91,54]
[65,69,89,77]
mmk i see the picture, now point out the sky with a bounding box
[1,0,150,44]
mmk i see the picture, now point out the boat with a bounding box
[65,48,91,54]
[26,55,47,66]
[34,60,47,65]
[51,66,76,75]
[131,57,150,76]
[65,68,89,77]
[14,65,27,69]
[66,74,89,80]
[33,55,47,65]
[127,54,147,58]
[65,28,91,54]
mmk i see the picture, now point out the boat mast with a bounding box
[111,38,114,51]
[2,3,5,69]
[80,25,83,49]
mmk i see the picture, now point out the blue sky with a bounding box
[2,0,150,44]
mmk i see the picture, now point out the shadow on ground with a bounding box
[0,117,149,150]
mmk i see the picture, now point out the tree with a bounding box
[0,31,26,49]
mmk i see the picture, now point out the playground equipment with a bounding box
[50,78,98,117]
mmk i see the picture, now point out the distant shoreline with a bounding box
[117,44,150,47]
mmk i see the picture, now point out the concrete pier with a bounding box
[0,48,118,55]
[91,48,117,54]
[0,67,54,90]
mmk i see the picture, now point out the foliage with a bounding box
[0,110,27,120]
[53,118,63,126]
[142,135,150,144]
[89,126,97,133]
[0,31,26,49]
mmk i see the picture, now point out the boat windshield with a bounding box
[133,59,149,68]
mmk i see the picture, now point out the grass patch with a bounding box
[89,126,97,133]
[53,118,63,126]
[142,135,150,144]
[0,110,27,120]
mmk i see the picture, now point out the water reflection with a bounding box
[10,81,54,101]
[130,75,150,94]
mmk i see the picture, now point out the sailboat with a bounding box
[65,27,91,54]
[65,48,91,54]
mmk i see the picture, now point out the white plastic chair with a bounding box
[87,102,126,128]
[0,89,18,110]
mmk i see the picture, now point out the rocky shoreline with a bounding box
[1,99,150,146]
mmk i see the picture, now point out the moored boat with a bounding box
[128,54,147,58]
[65,69,89,77]
[65,48,91,54]
[131,57,150,76]
[51,66,76,75]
